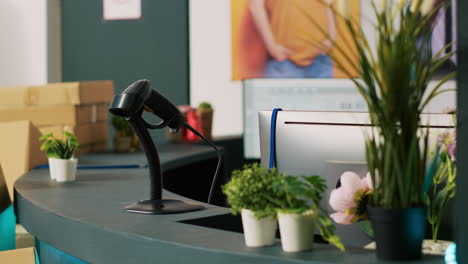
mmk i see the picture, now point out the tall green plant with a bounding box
[299,0,455,208]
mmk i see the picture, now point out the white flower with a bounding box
[410,0,435,16]
[379,0,388,12]
[409,0,420,13]
[397,0,407,9]
[337,0,350,19]
[421,0,435,15]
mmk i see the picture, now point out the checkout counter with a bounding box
[14,144,443,264]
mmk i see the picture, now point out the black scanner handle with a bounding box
[145,89,184,130]
[109,79,184,130]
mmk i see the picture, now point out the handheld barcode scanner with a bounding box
[109,80,221,214]
[109,79,184,131]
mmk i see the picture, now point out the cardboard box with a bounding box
[39,122,109,146]
[0,121,47,200]
[0,103,108,126]
[0,164,11,213]
[0,81,114,109]
[0,248,36,263]
[76,141,109,156]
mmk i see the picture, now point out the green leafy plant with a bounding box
[428,112,456,242]
[222,163,282,219]
[266,175,345,251]
[300,0,455,208]
[39,132,79,159]
[198,102,212,110]
[112,115,134,137]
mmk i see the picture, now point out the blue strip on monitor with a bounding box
[269,108,282,169]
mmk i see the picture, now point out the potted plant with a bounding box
[197,102,213,140]
[40,132,79,182]
[112,115,139,152]
[302,0,455,260]
[222,163,281,247]
[269,175,344,252]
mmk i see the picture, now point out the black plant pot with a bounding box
[368,207,426,261]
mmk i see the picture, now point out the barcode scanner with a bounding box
[109,80,222,214]
[109,79,185,131]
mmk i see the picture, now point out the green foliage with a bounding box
[198,102,212,110]
[223,165,345,250]
[266,175,344,251]
[222,163,283,219]
[268,175,326,213]
[359,1,454,209]
[112,115,134,137]
[299,0,454,208]
[39,132,79,159]
[428,141,457,241]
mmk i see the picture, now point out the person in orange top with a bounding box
[249,0,336,78]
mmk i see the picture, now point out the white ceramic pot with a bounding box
[278,210,315,252]
[48,158,57,180]
[49,158,78,182]
[241,209,277,247]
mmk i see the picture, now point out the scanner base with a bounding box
[125,199,205,214]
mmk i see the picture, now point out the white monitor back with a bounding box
[258,110,454,247]
[245,78,456,159]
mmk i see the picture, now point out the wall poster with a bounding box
[231,0,361,80]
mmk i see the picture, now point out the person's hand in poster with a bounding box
[248,0,293,62]
[268,43,294,62]
[248,0,337,78]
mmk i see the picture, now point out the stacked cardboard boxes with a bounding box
[0,121,47,200]
[0,81,114,156]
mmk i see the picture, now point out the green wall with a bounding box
[62,0,189,142]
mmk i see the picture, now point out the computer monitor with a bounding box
[244,79,456,159]
[258,110,454,247]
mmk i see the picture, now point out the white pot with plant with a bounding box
[40,132,79,182]
[222,163,282,247]
[268,175,344,252]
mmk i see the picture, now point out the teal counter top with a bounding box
[14,144,443,264]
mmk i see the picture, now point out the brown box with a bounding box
[38,122,109,146]
[0,81,114,109]
[0,121,47,200]
[0,104,109,126]
[0,248,36,263]
[0,164,11,213]
[76,142,109,156]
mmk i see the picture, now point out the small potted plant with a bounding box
[196,102,213,140]
[112,115,139,152]
[222,163,281,247]
[40,132,79,182]
[269,175,344,252]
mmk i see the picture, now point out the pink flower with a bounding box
[329,171,373,225]
[447,140,456,161]
[439,131,457,161]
